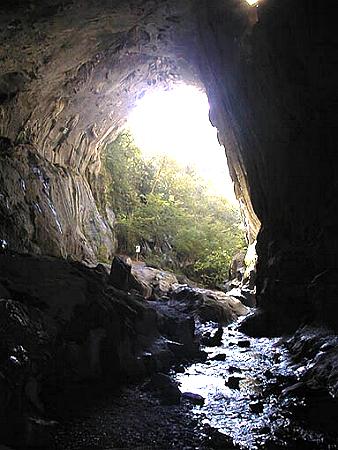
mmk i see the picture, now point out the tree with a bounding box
[102,132,247,286]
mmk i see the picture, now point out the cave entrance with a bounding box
[103,84,249,288]
[127,84,237,204]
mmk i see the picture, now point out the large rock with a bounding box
[0,252,162,443]
[170,285,249,325]
[0,251,206,445]
[146,372,181,405]
[109,256,133,291]
[131,263,178,299]
[227,287,256,308]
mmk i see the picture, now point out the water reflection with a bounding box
[175,320,337,449]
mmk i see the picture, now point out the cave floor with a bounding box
[47,321,338,450]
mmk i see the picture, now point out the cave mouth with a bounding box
[0,0,261,268]
[100,82,250,287]
[1,0,338,447]
[127,84,237,203]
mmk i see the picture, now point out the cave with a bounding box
[0,0,337,449]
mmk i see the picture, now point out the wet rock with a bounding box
[171,285,248,325]
[249,400,264,414]
[146,373,181,405]
[205,426,238,449]
[225,375,243,390]
[24,417,57,449]
[281,381,307,397]
[142,337,177,373]
[156,303,200,358]
[258,426,271,435]
[238,339,251,348]
[201,327,223,347]
[109,256,132,291]
[264,369,274,379]
[319,342,335,352]
[229,366,242,374]
[182,392,205,405]
[209,353,227,361]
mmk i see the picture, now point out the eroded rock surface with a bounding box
[0,251,205,446]
[0,142,115,260]
[170,285,249,325]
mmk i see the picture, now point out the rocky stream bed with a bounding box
[1,254,338,450]
[45,319,338,450]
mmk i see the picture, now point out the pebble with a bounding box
[249,400,264,413]
[209,353,227,361]
[238,339,251,348]
[182,392,205,405]
[225,376,242,390]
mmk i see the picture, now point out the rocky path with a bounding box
[50,319,338,450]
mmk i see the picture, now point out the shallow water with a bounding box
[176,319,338,449]
[51,318,338,450]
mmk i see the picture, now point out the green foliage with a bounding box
[103,132,154,215]
[103,131,247,286]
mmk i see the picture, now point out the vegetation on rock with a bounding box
[102,132,246,286]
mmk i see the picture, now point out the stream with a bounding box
[176,318,338,449]
[51,318,338,450]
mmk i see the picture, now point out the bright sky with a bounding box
[127,85,237,204]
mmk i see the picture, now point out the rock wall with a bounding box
[0,251,203,444]
[196,0,338,332]
[0,141,115,260]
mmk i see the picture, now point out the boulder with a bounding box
[209,353,227,361]
[249,401,264,414]
[201,327,223,347]
[109,256,132,291]
[238,339,251,348]
[182,392,205,405]
[155,302,200,358]
[131,264,178,299]
[171,285,249,325]
[146,373,181,405]
[227,287,256,308]
[225,375,243,390]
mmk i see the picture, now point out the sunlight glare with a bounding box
[127,85,237,203]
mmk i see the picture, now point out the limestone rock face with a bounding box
[0,142,115,260]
